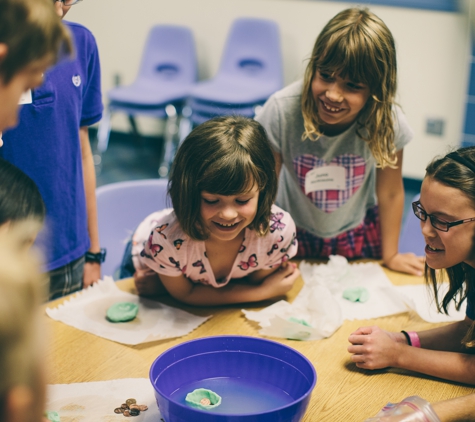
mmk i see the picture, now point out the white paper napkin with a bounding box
[396,283,466,323]
[46,277,211,345]
[46,378,162,421]
[243,256,410,340]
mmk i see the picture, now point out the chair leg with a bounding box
[178,105,192,143]
[158,104,178,178]
[128,115,140,141]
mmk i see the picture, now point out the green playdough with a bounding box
[45,411,60,422]
[288,317,312,327]
[185,388,222,410]
[106,302,139,322]
[343,287,370,303]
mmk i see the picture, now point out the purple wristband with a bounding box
[407,331,421,348]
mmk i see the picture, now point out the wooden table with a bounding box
[44,262,475,421]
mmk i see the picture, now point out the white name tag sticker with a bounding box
[18,89,32,105]
[305,165,346,194]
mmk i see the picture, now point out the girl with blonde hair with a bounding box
[256,7,424,275]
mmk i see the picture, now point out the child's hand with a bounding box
[133,269,168,297]
[384,253,425,276]
[261,262,300,298]
[347,326,407,370]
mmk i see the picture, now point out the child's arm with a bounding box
[431,394,475,422]
[153,262,299,306]
[376,150,425,276]
[347,318,475,385]
[80,126,101,288]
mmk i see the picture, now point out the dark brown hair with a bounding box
[0,0,73,84]
[169,116,277,240]
[0,158,45,225]
[424,146,475,348]
[301,7,398,168]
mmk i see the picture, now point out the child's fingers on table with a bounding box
[349,326,376,337]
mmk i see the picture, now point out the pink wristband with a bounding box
[407,331,421,348]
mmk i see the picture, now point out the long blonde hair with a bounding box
[301,8,398,169]
[0,223,47,418]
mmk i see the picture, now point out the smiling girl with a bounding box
[256,7,424,276]
[122,116,299,306]
[348,147,475,386]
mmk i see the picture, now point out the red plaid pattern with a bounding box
[295,206,381,259]
[293,154,367,213]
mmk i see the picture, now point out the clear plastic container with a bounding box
[365,395,441,422]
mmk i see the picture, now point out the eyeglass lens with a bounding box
[412,202,448,231]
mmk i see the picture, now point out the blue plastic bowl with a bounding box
[149,335,317,422]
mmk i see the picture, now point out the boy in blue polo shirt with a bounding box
[1,0,104,300]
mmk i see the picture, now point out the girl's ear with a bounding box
[4,385,34,422]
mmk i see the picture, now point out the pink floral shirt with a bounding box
[133,205,297,288]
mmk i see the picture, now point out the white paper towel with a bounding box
[46,277,211,345]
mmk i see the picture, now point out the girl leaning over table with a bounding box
[121,116,300,306]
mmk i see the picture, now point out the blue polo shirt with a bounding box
[1,22,103,271]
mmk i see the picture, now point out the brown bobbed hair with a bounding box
[424,146,475,348]
[301,7,398,168]
[0,0,73,84]
[169,116,277,240]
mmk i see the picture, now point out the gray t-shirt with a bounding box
[256,80,413,238]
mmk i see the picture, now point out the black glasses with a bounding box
[412,201,475,232]
[54,0,82,5]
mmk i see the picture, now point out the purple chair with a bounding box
[399,194,426,255]
[96,179,170,279]
[97,25,197,177]
[187,17,283,125]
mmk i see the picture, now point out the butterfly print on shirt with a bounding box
[280,232,297,253]
[154,224,168,239]
[238,254,258,271]
[192,260,206,274]
[173,239,184,250]
[270,212,286,233]
[267,243,278,256]
[169,257,182,271]
[147,233,163,257]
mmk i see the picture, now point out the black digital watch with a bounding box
[85,248,106,264]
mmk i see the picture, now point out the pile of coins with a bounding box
[114,398,148,417]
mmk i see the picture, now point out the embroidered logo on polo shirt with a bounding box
[72,75,81,87]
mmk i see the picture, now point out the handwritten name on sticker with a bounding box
[305,166,346,194]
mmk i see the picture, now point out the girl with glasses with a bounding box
[348,146,475,392]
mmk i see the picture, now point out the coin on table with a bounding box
[138,404,148,411]
[129,404,140,410]
[123,409,130,417]
[126,398,137,406]
[114,407,124,414]
[121,403,128,409]
[200,398,211,406]
[129,409,140,416]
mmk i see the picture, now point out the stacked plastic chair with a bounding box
[96,179,169,279]
[96,25,197,177]
[187,17,283,125]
